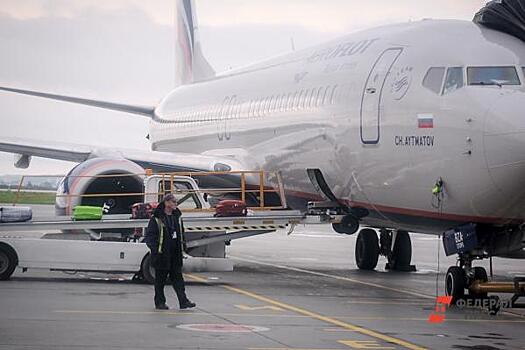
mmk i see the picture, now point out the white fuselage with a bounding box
[150,20,525,234]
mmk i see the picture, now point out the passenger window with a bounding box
[301,89,308,109]
[330,85,338,104]
[443,67,464,94]
[316,87,323,106]
[307,89,314,108]
[321,86,329,105]
[271,95,277,112]
[286,93,292,111]
[422,67,445,94]
[298,90,304,109]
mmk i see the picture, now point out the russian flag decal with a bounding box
[418,113,434,128]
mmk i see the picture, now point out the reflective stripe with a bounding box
[155,218,164,254]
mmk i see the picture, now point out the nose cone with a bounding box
[484,92,525,218]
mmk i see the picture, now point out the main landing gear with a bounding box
[304,169,414,272]
[355,228,416,271]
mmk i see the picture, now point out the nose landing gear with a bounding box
[445,255,497,312]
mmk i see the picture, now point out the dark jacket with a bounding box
[144,206,185,270]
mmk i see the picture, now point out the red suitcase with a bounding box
[214,200,247,217]
[131,202,159,219]
[131,202,159,238]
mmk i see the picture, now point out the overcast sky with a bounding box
[0,0,487,175]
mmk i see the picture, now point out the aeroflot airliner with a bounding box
[1,0,525,300]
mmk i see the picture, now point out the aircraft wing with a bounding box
[0,137,243,173]
[0,137,93,163]
[0,86,155,118]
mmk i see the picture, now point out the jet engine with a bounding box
[55,158,145,238]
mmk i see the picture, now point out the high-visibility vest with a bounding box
[155,216,183,254]
[155,218,165,254]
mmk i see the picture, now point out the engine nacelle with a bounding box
[55,158,145,237]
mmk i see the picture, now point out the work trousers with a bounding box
[154,265,188,307]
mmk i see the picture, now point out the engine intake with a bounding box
[56,158,145,238]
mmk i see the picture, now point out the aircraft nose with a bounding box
[484,93,525,215]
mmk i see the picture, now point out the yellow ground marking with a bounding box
[186,273,426,350]
[339,340,395,349]
[229,256,433,300]
[52,309,525,323]
[227,256,525,320]
[236,304,284,311]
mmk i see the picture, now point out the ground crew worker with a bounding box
[144,193,196,310]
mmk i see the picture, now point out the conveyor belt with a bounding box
[0,211,306,233]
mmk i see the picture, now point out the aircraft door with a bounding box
[360,48,403,144]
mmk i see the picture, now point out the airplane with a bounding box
[1,0,525,302]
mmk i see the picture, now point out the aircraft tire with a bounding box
[332,215,359,235]
[140,253,156,285]
[445,266,466,303]
[391,231,412,269]
[355,229,379,270]
[0,244,17,281]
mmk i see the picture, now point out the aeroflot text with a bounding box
[307,38,379,63]
[395,135,435,147]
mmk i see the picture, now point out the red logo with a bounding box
[428,296,453,323]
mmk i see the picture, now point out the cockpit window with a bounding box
[443,67,464,94]
[422,67,445,94]
[467,66,520,86]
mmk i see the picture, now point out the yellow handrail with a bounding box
[9,169,287,211]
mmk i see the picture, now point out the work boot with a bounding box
[155,304,169,310]
[180,300,196,309]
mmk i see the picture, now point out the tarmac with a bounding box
[0,205,524,350]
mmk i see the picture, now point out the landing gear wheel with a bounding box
[355,229,379,270]
[469,266,488,299]
[446,266,466,304]
[390,231,412,269]
[140,253,156,285]
[0,244,17,281]
[332,215,359,235]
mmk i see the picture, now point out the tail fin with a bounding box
[175,0,215,85]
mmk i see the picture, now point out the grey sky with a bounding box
[0,0,487,175]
